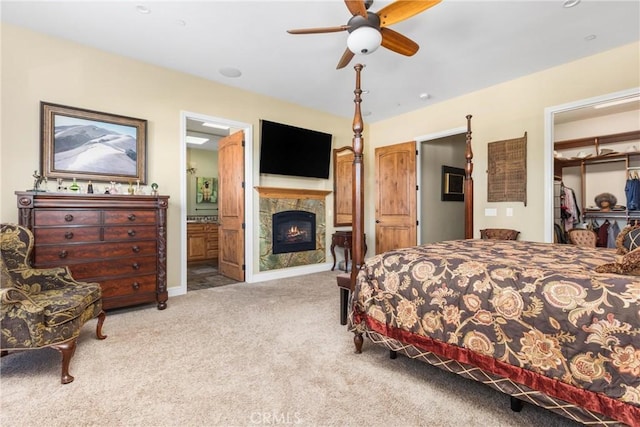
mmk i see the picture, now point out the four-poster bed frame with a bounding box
[345,64,640,426]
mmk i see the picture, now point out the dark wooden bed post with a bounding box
[464,115,474,239]
[351,64,365,353]
[351,63,365,287]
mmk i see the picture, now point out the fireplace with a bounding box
[272,210,316,254]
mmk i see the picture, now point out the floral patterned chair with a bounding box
[1,223,106,384]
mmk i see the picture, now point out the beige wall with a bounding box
[369,41,640,243]
[2,23,639,285]
[0,24,356,289]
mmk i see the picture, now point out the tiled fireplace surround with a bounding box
[256,187,331,272]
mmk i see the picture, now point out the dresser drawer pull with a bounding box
[128,214,137,221]
[64,231,74,239]
[127,229,136,237]
[132,263,140,270]
[132,282,140,290]
[132,245,141,253]
[58,250,68,259]
[64,214,74,222]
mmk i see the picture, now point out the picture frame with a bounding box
[196,177,218,204]
[441,165,465,202]
[41,102,147,183]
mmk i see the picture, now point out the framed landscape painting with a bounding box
[41,102,147,183]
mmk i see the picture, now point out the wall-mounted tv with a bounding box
[259,119,332,179]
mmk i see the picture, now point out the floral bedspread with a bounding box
[349,240,640,424]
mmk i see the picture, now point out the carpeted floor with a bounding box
[1,270,580,426]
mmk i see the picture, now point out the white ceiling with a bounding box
[2,0,639,124]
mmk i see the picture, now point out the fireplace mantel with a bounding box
[255,187,331,200]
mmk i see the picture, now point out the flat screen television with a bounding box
[259,119,332,179]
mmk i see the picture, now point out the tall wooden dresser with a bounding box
[15,192,169,310]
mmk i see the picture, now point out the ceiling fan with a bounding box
[287,0,442,69]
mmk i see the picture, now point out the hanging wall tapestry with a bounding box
[487,132,527,205]
[196,177,218,204]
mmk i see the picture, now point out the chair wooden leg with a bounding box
[51,339,77,384]
[95,310,107,340]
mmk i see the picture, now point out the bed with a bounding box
[344,65,640,425]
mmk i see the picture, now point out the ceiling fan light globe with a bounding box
[347,26,382,55]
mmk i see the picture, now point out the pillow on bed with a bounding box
[615,225,640,255]
[596,246,640,275]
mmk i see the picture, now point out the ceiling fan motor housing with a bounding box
[347,12,381,33]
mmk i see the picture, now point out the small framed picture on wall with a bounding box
[196,177,218,204]
[441,165,465,202]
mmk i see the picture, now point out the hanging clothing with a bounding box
[625,176,640,210]
[607,221,621,249]
[597,220,610,248]
[561,186,580,231]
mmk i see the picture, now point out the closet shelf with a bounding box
[554,130,640,150]
[584,210,640,220]
[554,152,640,167]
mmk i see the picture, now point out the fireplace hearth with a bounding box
[272,210,316,254]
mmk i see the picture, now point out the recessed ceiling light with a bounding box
[219,67,242,78]
[186,136,209,145]
[202,122,230,131]
[563,0,580,8]
[136,5,151,14]
[584,34,597,41]
[419,93,431,100]
[175,19,186,26]
[362,111,372,117]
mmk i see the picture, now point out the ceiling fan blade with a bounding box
[380,27,419,56]
[377,0,442,27]
[344,0,368,18]
[336,48,355,69]
[287,25,349,35]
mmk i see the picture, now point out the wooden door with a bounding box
[218,130,245,281]
[375,141,417,254]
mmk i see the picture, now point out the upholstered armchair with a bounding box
[568,228,598,247]
[1,223,106,384]
[480,228,520,240]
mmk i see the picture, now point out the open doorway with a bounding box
[544,88,640,242]
[179,111,254,294]
[417,127,467,244]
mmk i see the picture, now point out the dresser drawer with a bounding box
[104,210,156,225]
[34,226,101,244]
[99,274,157,299]
[103,225,157,241]
[34,210,100,226]
[16,192,169,310]
[35,240,157,263]
[67,255,157,280]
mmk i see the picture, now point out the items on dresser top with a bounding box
[15,192,169,310]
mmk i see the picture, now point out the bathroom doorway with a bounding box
[180,111,253,293]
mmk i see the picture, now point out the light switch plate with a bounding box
[506,208,513,217]
[485,208,497,217]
